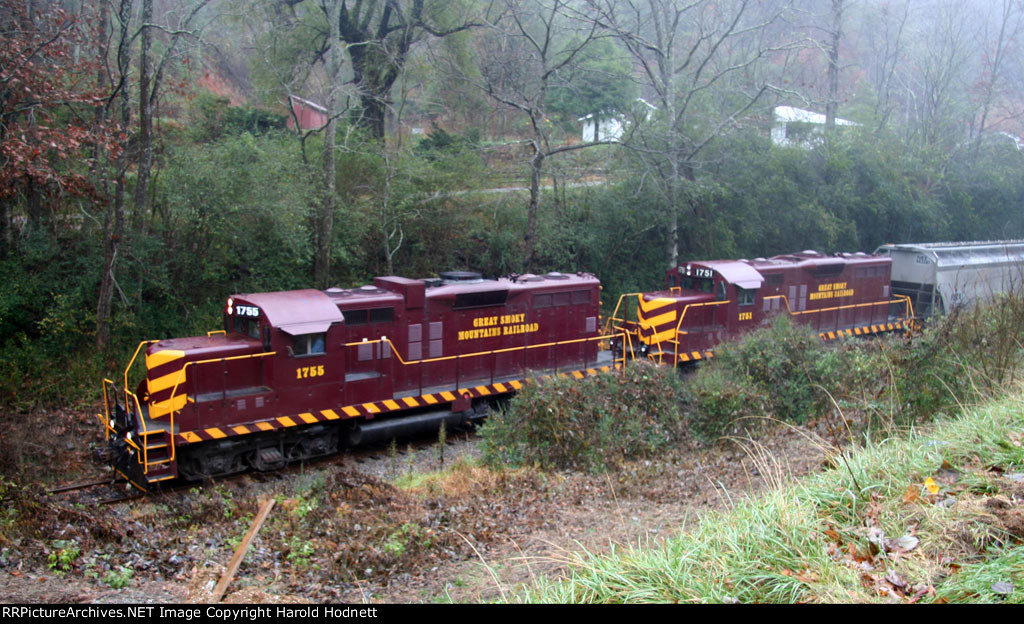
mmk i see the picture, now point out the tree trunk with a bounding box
[315,0,342,289]
[523,144,544,271]
[132,0,153,236]
[826,0,843,131]
[97,0,133,350]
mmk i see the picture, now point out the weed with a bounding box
[287,537,315,569]
[103,566,133,589]
[383,523,430,559]
[437,420,447,470]
[47,540,80,574]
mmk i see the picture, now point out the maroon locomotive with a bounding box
[98,271,616,490]
[610,250,914,364]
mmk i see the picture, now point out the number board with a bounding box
[236,305,260,318]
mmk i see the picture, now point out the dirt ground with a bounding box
[0,409,832,604]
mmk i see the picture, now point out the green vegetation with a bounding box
[480,361,687,472]
[482,293,1024,471]
[520,389,1024,603]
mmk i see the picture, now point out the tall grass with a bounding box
[521,391,1024,603]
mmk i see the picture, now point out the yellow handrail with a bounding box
[161,350,278,465]
[762,294,913,326]
[602,292,643,336]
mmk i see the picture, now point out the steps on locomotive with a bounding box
[136,406,178,484]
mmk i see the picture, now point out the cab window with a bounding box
[293,333,326,357]
[737,287,755,306]
[234,317,260,340]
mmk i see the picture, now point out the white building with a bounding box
[579,99,657,142]
[771,106,859,148]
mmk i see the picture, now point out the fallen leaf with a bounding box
[924,477,940,495]
[902,485,920,504]
[885,570,906,588]
[992,581,1014,595]
[896,535,919,551]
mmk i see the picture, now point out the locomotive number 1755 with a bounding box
[297,365,325,379]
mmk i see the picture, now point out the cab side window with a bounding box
[293,333,326,357]
[737,287,755,306]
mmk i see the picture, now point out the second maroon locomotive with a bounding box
[612,250,912,364]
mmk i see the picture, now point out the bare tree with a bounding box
[825,0,843,130]
[859,0,911,131]
[898,0,976,148]
[98,0,134,349]
[132,0,211,236]
[970,0,1024,153]
[586,0,798,266]
[477,0,618,269]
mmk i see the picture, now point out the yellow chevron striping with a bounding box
[422,394,438,405]
[402,397,420,408]
[149,393,188,419]
[363,403,380,414]
[691,352,702,360]
[571,371,584,379]
[206,428,227,439]
[679,353,690,361]
[493,383,507,393]
[146,349,185,370]
[342,406,361,417]
[476,386,492,396]
[382,400,401,411]
[232,425,251,435]
[638,309,677,329]
[440,391,456,402]
[277,416,297,427]
[322,409,340,420]
[147,368,186,395]
[642,327,677,345]
[510,380,523,390]
[638,297,676,314]
[181,432,202,443]
[256,422,275,431]
[299,412,318,424]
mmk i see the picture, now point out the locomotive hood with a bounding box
[144,333,261,419]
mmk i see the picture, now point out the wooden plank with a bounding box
[211,498,275,602]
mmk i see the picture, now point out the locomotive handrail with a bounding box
[122,340,160,414]
[348,332,624,396]
[603,292,644,336]
[762,294,914,330]
[661,300,731,365]
[161,350,278,466]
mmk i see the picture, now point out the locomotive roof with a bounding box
[236,273,598,331]
[426,272,598,299]
[235,289,344,335]
[876,241,1024,267]
[689,260,765,288]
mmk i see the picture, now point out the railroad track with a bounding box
[49,425,476,505]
